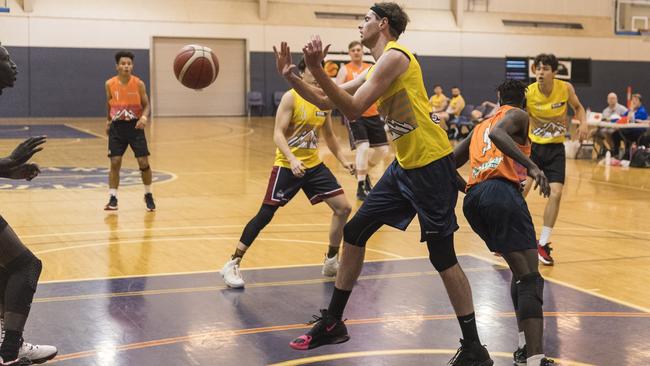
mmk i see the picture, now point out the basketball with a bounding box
[173,44,219,90]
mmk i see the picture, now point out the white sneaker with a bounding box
[221,257,245,288]
[18,341,58,364]
[322,254,339,277]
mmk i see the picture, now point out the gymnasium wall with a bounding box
[0,0,648,117]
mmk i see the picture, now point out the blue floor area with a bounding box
[29,257,649,365]
[0,124,97,139]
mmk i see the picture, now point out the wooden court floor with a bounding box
[0,116,648,309]
[0,116,648,364]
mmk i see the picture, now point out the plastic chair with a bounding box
[247,91,265,117]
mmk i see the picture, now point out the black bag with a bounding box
[630,148,650,168]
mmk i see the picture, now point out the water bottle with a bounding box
[629,111,636,124]
[605,150,611,166]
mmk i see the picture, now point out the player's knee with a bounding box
[139,165,151,172]
[550,185,563,199]
[516,272,544,320]
[255,204,277,227]
[426,235,458,272]
[343,214,379,247]
[333,204,352,218]
[239,205,278,246]
[110,157,122,168]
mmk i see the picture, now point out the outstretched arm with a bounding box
[489,108,550,197]
[300,36,408,121]
[273,42,365,110]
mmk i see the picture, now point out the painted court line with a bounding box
[45,311,644,364]
[466,253,650,313]
[22,223,650,240]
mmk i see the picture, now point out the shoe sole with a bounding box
[146,208,156,212]
[30,351,58,364]
[322,270,337,277]
[538,254,554,266]
[290,334,350,350]
[104,207,118,211]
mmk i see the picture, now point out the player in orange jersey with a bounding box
[454,80,553,366]
[335,41,388,200]
[104,51,155,212]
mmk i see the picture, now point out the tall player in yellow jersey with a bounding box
[524,54,589,266]
[220,59,354,289]
[335,41,389,201]
[275,3,492,364]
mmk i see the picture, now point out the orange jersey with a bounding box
[467,105,531,190]
[344,62,379,117]
[108,75,143,121]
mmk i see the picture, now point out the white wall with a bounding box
[1,0,648,61]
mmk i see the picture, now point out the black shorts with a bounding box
[531,142,565,184]
[108,120,150,158]
[356,155,459,241]
[263,163,344,206]
[346,115,389,149]
[463,179,537,254]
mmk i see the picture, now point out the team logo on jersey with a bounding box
[385,118,416,141]
[112,109,139,121]
[531,121,566,139]
[287,128,319,149]
[472,157,503,178]
[0,167,175,190]
[551,101,566,109]
[315,111,327,117]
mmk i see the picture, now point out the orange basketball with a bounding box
[173,45,219,90]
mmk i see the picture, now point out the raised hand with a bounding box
[302,35,331,71]
[9,136,46,167]
[273,42,298,78]
[7,163,41,181]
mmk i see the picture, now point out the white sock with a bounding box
[357,174,366,183]
[539,226,553,245]
[518,331,526,348]
[527,354,544,366]
[109,188,117,197]
[144,185,152,194]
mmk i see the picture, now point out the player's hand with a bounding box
[528,166,550,198]
[289,158,306,177]
[273,42,298,79]
[342,161,356,176]
[9,136,46,167]
[577,123,589,141]
[302,35,330,71]
[105,121,111,136]
[7,163,40,181]
[136,116,147,130]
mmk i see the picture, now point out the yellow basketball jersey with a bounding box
[526,79,570,144]
[367,41,452,169]
[274,90,328,169]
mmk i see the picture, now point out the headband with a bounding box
[370,5,390,23]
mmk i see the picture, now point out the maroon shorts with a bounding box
[263,163,344,206]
